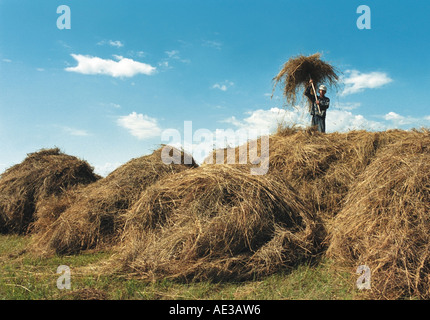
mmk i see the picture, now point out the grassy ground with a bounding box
[0,234,365,300]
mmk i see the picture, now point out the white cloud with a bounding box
[384,111,403,121]
[126,50,146,58]
[225,106,390,134]
[341,70,393,96]
[212,81,234,91]
[162,50,190,65]
[2,58,12,63]
[109,40,124,48]
[94,162,123,177]
[383,111,430,128]
[332,102,361,111]
[65,54,156,78]
[158,61,170,69]
[202,40,223,50]
[223,106,309,133]
[99,102,121,109]
[61,126,90,136]
[58,40,72,49]
[225,106,429,134]
[165,50,179,58]
[97,40,124,48]
[213,84,228,91]
[327,109,386,132]
[36,68,45,72]
[117,112,162,140]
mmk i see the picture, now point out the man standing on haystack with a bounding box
[305,79,330,133]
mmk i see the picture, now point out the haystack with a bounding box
[29,146,197,256]
[203,127,414,220]
[272,127,420,219]
[111,165,324,281]
[0,148,99,234]
[326,130,430,299]
[272,53,339,106]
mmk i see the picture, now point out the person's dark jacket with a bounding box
[305,85,330,116]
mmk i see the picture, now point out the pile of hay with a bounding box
[326,129,430,299]
[272,127,419,220]
[272,53,339,106]
[0,148,99,234]
[111,165,324,281]
[204,127,413,220]
[29,146,197,256]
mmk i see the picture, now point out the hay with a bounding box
[0,148,99,234]
[272,127,420,220]
[272,53,339,106]
[326,130,430,299]
[28,146,197,256]
[17,126,430,295]
[108,128,430,287]
[203,127,414,221]
[110,164,324,281]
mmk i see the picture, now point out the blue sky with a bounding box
[0,0,429,175]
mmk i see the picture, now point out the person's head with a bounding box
[319,85,327,97]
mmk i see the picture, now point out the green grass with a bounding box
[0,234,365,300]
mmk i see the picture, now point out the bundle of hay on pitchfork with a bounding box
[272,53,339,111]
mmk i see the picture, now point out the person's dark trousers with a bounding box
[312,114,326,133]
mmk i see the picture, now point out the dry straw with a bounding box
[198,128,430,294]
[14,126,430,298]
[0,148,99,234]
[28,146,197,256]
[110,164,324,281]
[272,53,339,106]
[327,129,430,299]
[203,126,413,221]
